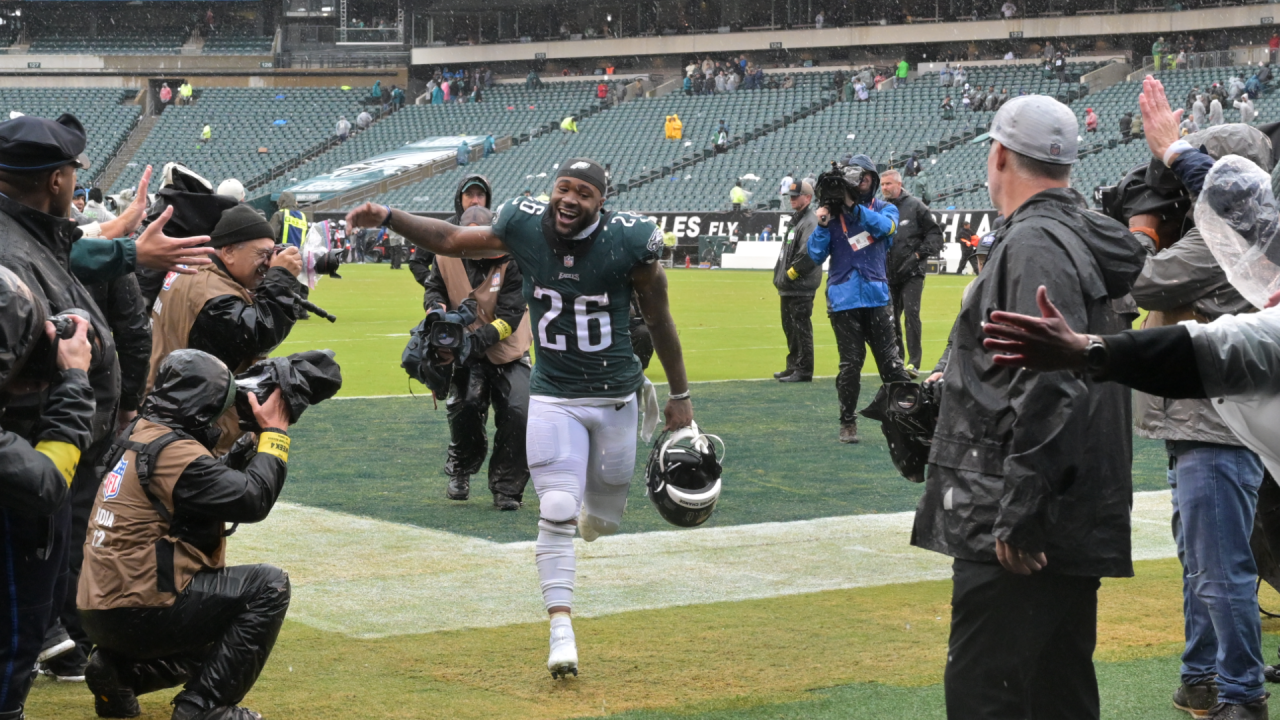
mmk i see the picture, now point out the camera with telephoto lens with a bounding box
[1095,160,1192,243]
[813,161,862,214]
[273,244,344,279]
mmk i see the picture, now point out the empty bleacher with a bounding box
[112,87,364,194]
[29,24,190,55]
[204,26,273,55]
[0,88,140,188]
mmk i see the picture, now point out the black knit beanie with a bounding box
[209,204,275,248]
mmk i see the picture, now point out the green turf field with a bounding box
[23,263,1240,719]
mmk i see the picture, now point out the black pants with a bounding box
[444,358,531,500]
[779,295,815,376]
[829,306,910,425]
[389,244,404,269]
[0,503,72,713]
[890,276,925,369]
[958,246,979,275]
[946,559,1101,720]
[80,564,290,709]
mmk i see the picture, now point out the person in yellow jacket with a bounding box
[729,181,748,209]
[177,81,193,106]
[560,115,578,133]
[665,114,683,140]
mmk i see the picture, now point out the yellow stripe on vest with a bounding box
[490,318,513,340]
[35,440,81,487]
[258,432,291,463]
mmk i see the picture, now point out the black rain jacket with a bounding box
[886,191,945,283]
[0,193,121,443]
[1,369,95,516]
[88,274,151,414]
[772,204,821,296]
[911,188,1145,578]
[409,173,492,288]
[189,262,299,374]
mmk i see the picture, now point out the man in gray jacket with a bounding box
[882,169,943,377]
[1125,123,1272,719]
[772,179,820,382]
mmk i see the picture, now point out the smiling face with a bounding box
[216,237,276,290]
[549,176,603,237]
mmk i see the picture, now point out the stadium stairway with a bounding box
[97,112,159,193]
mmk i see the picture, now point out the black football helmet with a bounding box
[645,423,724,528]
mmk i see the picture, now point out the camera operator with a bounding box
[410,174,492,288]
[78,349,293,720]
[420,205,532,509]
[910,96,1145,720]
[881,169,944,378]
[807,155,911,444]
[1112,120,1276,719]
[148,205,302,456]
[771,179,820,383]
[0,267,96,720]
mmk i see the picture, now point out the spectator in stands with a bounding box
[715,71,727,93]
[683,74,693,95]
[726,72,739,92]
[525,69,542,89]
[431,82,444,104]
[177,81,193,107]
[730,181,748,210]
[370,79,383,106]
[1120,111,1133,140]
[855,80,869,102]
[882,169,943,379]
[773,180,820,383]
[1180,116,1198,136]
[1185,85,1201,111]
[814,10,824,28]
[560,115,578,133]
[1209,96,1224,126]
[441,77,451,103]
[356,110,373,130]
[456,140,470,167]
[895,59,909,88]
[1043,41,1055,60]
[1270,32,1279,65]
[779,171,794,199]
[1085,108,1099,133]
[904,153,921,178]
[335,115,351,142]
[159,83,172,106]
[1234,95,1256,124]
[984,86,1000,111]
[1229,75,1246,102]
[391,85,405,110]
[1153,37,1166,70]
[1192,95,1207,127]
[715,120,730,150]
[200,124,212,144]
[782,75,795,90]
[953,65,967,88]
[1260,62,1273,86]
[1131,112,1143,138]
[1246,72,1263,100]
[941,95,955,120]
[939,64,952,87]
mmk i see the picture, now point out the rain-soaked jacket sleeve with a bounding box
[409,253,436,288]
[171,441,288,523]
[1170,147,1216,198]
[187,267,298,371]
[70,237,136,285]
[1187,309,1280,399]
[991,239,1092,554]
[0,369,95,515]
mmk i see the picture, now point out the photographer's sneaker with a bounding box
[547,614,578,679]
[38,624,75,663]
[1173,680,1219,717]
[446,475,470,501]
[38,645,88,682]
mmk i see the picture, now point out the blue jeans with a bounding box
[1168,440,1266,704]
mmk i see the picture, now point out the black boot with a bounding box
[85,650,141,718]
[493,494,521,511]
[447,475,470,501]
[773,369,793,379]
[839,421,860,444]
[171,692,262,720]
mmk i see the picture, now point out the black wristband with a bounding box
[260,427,289,437]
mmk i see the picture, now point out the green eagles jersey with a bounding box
[491,197,663,398]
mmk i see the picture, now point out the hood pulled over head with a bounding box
[140,349,235,432]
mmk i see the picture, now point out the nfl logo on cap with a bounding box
[1050,143,1062,157]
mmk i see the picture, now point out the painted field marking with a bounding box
[229,491,1176,639]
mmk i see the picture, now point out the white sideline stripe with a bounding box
[332,375,868,399]
[227,491,1177,639]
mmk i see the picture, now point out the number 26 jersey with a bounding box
[491,197,663,399]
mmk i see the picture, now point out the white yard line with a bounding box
[229,491,1176,638]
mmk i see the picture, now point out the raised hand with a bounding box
[133,205,215,275]
[981,286,1089,371]
[1138,75,1183,164]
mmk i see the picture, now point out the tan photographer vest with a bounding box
[436,257,531,365]
[78,419,226,610]
[148,266,258,456]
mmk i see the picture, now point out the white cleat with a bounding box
[547,621,578,679]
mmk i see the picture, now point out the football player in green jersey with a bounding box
[347,158,693,679]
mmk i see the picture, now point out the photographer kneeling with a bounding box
[807,155,911,443]
[79,349,293,720]
[149,205,302,455]
[418,206,532,509]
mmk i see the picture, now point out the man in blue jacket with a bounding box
[808,155,912,443]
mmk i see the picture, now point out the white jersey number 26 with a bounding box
[533,287,611,353]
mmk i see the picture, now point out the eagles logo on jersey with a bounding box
[491,198,661,399]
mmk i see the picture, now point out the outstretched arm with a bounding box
[346,202,508,259]
[632,261,693,431]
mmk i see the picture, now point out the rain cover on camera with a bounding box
[1196,154,1280,309]
[233,350,343,431]
[300,220,332,289]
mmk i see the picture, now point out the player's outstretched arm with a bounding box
[345,202,509,258]
[632,261,693,430]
